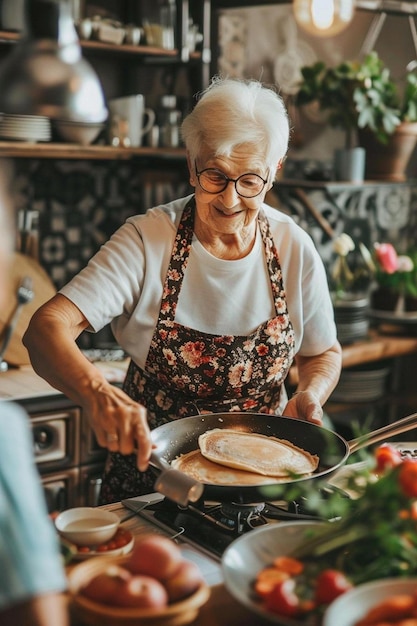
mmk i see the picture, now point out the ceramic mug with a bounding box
[108,95,155,147]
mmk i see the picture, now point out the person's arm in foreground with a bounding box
[0,404,69,626]
[23,293,152,471]
[283,340,342,425]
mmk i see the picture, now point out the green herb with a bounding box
[289,460,417,585]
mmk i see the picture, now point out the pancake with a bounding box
[171,449,280,486]
[198,428,319,478]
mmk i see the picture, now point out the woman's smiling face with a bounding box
[189,146,273,237]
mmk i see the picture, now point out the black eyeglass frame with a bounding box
[194,161,269,199]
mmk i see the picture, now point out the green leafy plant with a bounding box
[296,51,417,147]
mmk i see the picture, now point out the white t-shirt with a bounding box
[61,195,336,369]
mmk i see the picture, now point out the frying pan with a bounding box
[150,411,417,503]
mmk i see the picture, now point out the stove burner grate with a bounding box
[140,496,331,560]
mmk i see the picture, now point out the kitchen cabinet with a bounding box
[0,360,128,511]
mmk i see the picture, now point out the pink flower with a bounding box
[374,242,398,274]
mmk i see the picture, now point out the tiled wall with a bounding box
[13,159,190,289]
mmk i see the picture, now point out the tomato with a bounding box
[399,459,417,497]
[265,579,300,617]
[374,444,403,472]
[272,556,304,576]
[315,569,352,605]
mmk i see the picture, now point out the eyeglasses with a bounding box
[195,161,268,198]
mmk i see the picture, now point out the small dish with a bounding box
[55,507,120,546]
[323,577,417,626]
[72,530,134,561]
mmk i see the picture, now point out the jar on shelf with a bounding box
[158,95,182,148]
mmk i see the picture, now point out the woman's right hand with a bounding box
[23,295,153,472]
[83,381,152,472]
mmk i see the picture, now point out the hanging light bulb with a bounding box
[0,0,107,123]
[293,0,356,37]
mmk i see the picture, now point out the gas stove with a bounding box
[122,443,417,563]
[122,491,332,561]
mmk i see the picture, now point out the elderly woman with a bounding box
[24,77,342,504]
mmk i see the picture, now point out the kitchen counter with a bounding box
[0,360,129,401]
[69,584,271,626]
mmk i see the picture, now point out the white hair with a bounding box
[181,77,290,176]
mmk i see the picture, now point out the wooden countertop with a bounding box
[69,583,271,626]
[289,330,417,386]
[2,332,417,402]
[0,360,129,401]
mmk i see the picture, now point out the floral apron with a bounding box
[99,198,295,504]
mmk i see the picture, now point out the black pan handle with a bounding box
[348,412,417,454]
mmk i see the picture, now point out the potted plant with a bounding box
[372,242,417,313]
[296,51,417,181]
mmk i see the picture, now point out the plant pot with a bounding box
[358,122,417,182]
[333,147,366,182]
[371,287,417,313]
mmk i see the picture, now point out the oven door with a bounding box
[41,468,79,513]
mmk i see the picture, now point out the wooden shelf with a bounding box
[0,142,187,160]
[0,29,202,61]
[288,331,417,387]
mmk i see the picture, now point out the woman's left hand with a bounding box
[283,390,323,425]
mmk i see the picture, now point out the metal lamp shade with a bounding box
[0,0,108,124]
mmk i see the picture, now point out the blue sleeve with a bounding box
[0,402,67,609]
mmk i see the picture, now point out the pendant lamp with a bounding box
[293,0,356,37]
[0,0,107,123]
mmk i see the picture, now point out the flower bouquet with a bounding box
[371,243,417,313]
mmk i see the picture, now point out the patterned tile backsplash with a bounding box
[13,158,191,289]
[9,157,417,349]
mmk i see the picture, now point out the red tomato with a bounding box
[315,569,352,605]
[374,444,403,472]
[399,459,417,497]
[265,579,300,617]
[97,544,110,552]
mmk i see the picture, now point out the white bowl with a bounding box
[55,507,120,547]
[323,578,417,626]
[54,120,104,145]
[222,521,323,624]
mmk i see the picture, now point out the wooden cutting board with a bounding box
[0,252,56,366]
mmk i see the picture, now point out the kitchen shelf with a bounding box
[0,141,187,161]
[0,29,202,61]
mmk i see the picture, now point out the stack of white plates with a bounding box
[0,114,51,142]
[330,362,391,402]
